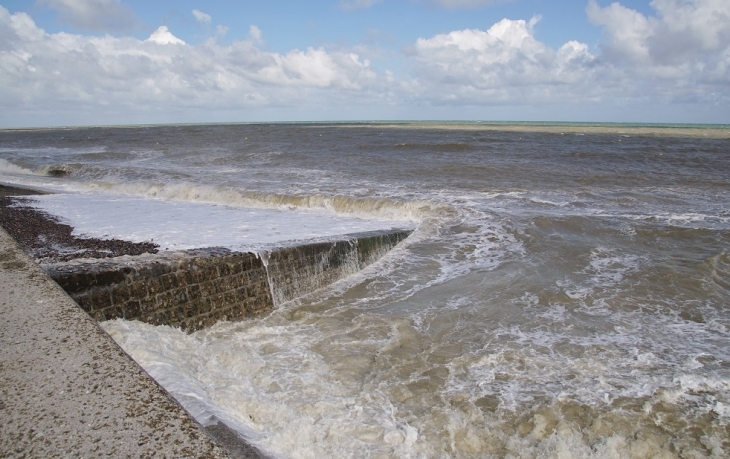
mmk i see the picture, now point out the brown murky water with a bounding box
[2,122,730,457]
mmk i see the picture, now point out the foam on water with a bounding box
[96,192,729,458]
[103,316,424,459]
[0,166,452,223]
[101,281,730,458]
[23,193,415,252]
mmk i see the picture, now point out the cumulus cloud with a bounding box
[587,0,730,92]
[147,26,185,45]
[38,0,137,33]
[408,0,730,108]
[0,6,383,120]
[587,0,651,63]
[248,25,262,42]
[410,16,600,105]
[1,1,728,124]
[192,9,211,25]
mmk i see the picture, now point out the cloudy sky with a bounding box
[1,0,729,127]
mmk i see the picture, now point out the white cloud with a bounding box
[587,0,730,74]
[192,9,211,25]
[147,25,185,45]
[410,17,600,105]
[38,0,136,32]
[651,0,730,51]
[408,1,730,108]
[216,25,229,36]
[0,6,384,122]
[248,25,262,42]
[1,2,729,125]
[586,0,652,64]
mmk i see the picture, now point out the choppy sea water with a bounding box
[2,122,730,458]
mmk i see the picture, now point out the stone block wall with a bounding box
[45,249,273,331]
[44,229,412,332]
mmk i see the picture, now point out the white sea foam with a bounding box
[102,317,428,459]
[25,193,414,251]
[102,301,730,458]
[606,211,730,229]
[0,158,35,176]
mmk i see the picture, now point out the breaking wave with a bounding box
[0,159,82,179]
[0,158,35,176]
[81,180,455,223]
[35,163,80,177]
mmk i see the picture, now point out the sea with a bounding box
[1,122,730,458]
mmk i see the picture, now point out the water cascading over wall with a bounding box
[262,229,412,305]
[44,229,411,331]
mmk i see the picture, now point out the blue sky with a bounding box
[9,1,612,49]
[1,0,728,126]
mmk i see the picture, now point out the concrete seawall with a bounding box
[0,227,232,458]
[43,229,411,332]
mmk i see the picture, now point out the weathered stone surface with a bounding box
[43,229,412,332]
[44,249,272,332]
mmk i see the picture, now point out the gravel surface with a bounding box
[0,195,158,262]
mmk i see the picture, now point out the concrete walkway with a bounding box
[0,227,230,458]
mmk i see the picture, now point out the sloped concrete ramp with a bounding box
[0,227,243,458]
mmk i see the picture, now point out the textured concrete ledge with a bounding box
[0,227,236,458]
[43,229,412,332]
[44,249,273,332]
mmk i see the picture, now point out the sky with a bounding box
[1,0,729,127]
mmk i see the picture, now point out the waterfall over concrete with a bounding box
[264,230,412,306]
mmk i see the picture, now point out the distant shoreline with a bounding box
[320,122,730,138]
[1,121,729,138]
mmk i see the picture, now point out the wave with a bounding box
[34,163,83,177]
[0,158,35,176]
[0,159,83,178]
[0,171,454,223]
[705,250,730,292]
[0,146,109,155]
[80,180,454,222]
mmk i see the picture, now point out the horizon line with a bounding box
[2,119,730,131]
